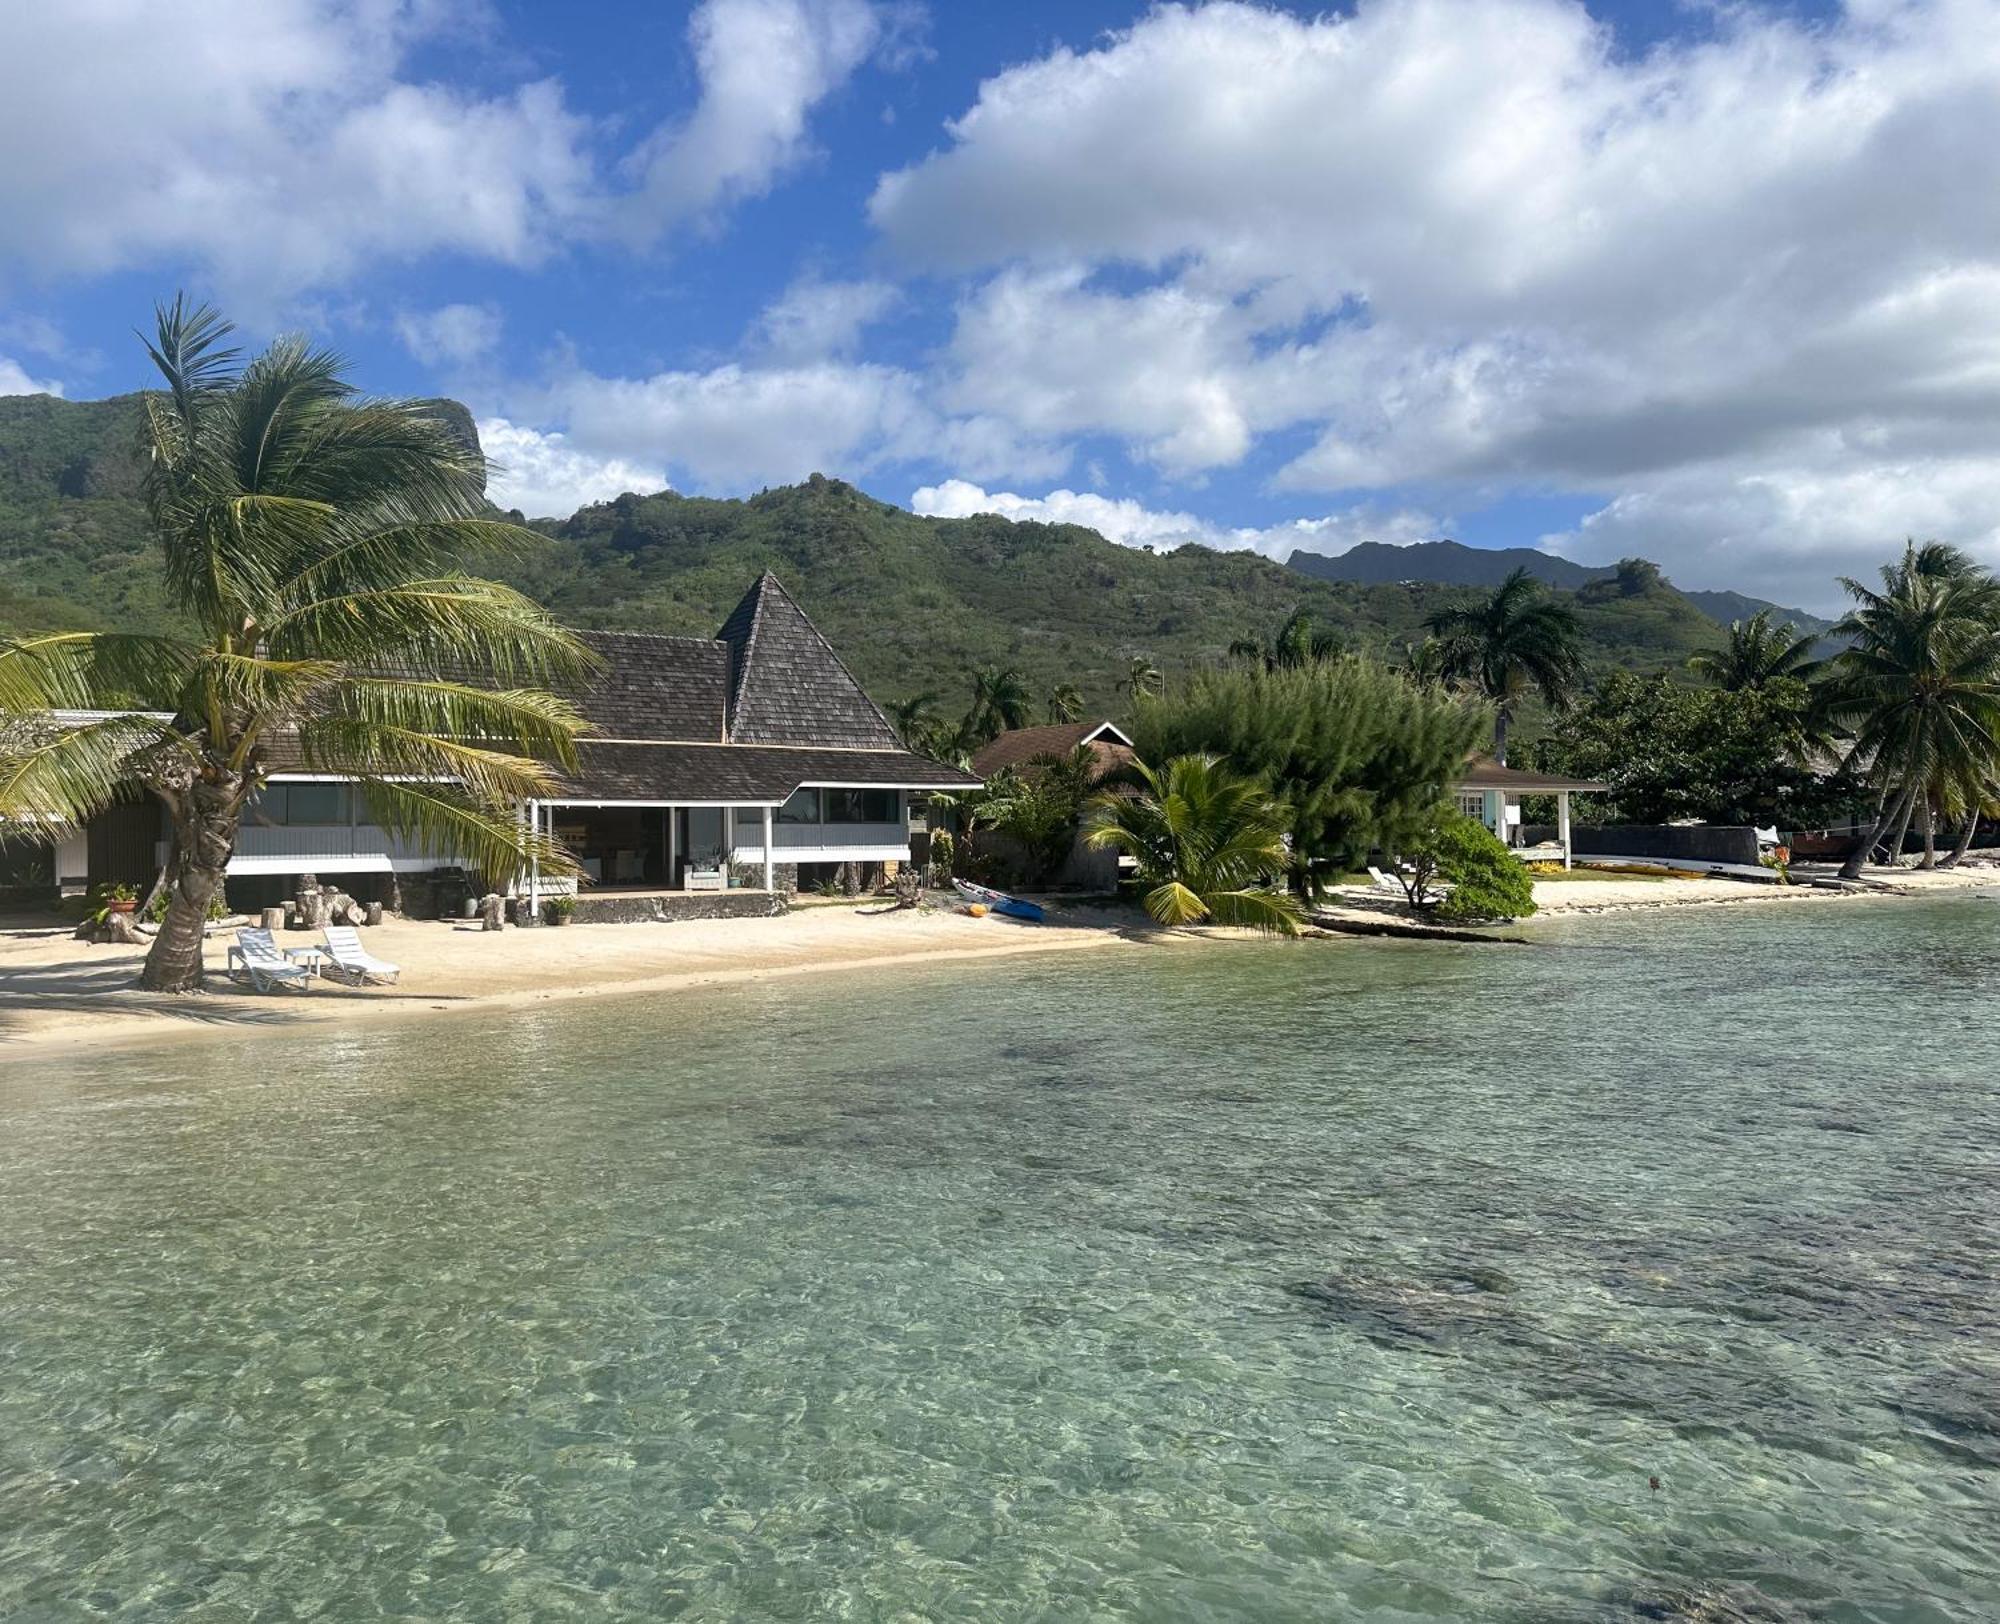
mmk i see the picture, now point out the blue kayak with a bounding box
[952,878,1045,922]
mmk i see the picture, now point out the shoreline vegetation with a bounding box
[3,863,1991,1057]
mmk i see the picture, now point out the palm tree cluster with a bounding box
[1229,607,1341,671]
[1819,544,2000,875]
[0,299,590,991]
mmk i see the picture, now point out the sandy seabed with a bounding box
[1,863,1992,1057]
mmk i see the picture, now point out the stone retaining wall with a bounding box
[567,891,789,925]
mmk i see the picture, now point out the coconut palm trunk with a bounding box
[1940,811,1981,868]
[1840,781,1917,880]
[142,775,242,991]
[1919,798,1938,869]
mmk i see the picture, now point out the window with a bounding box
[777,788,821,824]
[824,788,897,824]
[1456,792,1490,826]
[240,784,352,827]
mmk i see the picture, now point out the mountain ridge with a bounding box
[1288,539,1834,634]
[0,391,1760,709]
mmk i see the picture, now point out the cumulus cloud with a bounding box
[478,418,668,518]
[505,353,1066,494]
[752,275,901,360]
[620,0,893,241]
[910,479,1441,561]
[874,0,2000,586]
[0,356,61,396]
[0,0,896,300]
[395,302,503,367]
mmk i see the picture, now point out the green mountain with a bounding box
[0,392,1747,714]
[1290,538,1833,634]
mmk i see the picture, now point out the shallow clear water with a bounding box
[2,896,1997,1622]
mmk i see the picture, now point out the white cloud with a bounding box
[1548,452,2000,612]
[0,356,61,396]
[872,0,2000,587]
[508,356,1066,494]
[752,275,900,360]
[910,479,1440,561]
[620,0,889,241]
[478,417,668,518]
[0,0,896,300]
[395,302,503,367]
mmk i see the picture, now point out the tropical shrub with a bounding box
[1397,805,1536,922]
[1085,753,1303,933]
[1129,658,1486,896]
[1533,671,1854,828]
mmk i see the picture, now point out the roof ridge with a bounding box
[756,572,901,745]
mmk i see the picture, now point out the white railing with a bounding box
[168,825,466,874]
[733,821,909,862]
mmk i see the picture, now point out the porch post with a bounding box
[1558,790,1573,870]
[666,806,678,889]
[724,805,735,883]
[762,805,775,892]
[527,799,540,911]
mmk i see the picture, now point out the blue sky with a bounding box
[0,0,1989,611]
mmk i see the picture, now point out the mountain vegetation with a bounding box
[0,393,1788,721]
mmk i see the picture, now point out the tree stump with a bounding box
[365,900,384,926]
[261,907,286,932]
[479,892,505,931]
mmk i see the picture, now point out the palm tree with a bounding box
[889,691,941,748]
[1824,544,2000,879]
[1424,568,1583,762]
[1122,655,1162,701]
[1232,608,1341,671]
[967,665,1032,743]
[1046,682,1085,725]
[1084,753,1303,933]
[1688,610,1822,691]
[0,298,591,991]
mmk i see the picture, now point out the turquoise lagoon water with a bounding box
[1,895,1997,1621]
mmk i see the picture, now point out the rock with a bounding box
[479,892,505,931]
[365,900,384,926]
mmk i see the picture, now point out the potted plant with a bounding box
[98,883,139,915]
[543,894,576,926]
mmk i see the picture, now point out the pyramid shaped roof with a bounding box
[716,572,903,750]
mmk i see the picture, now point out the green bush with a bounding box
[1399,805,1537,921]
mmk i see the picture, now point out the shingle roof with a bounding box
[717,573,903,749]
[971,720,1135,781]
[565,742,980,803]
[570,631,729,741]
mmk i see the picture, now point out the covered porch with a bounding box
[1452,761,1608,869]
[519,787,913,913]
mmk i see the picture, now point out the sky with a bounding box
[1,0,1994,611]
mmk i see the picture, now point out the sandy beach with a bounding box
[3,862,1993,1057]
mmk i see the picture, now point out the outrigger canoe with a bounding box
[952,878,1046,922]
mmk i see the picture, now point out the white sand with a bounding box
[4,862,1992,1056]
[0,904,1139,1057]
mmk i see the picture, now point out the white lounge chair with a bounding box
[1367,864,1406,896]
[320,925,400,986]
[227,928,314,993]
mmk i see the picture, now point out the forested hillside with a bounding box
[0,392,1750,714]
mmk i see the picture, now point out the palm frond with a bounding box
[0,631,197,713]
[322,679,588,769]
[261,576,598,680]
[299,721,570,805]
[358,777,580,885]
[0,713,185,829]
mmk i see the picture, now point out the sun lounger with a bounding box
[1367,864,1404,895]
[227,928,314,993]
[320,925,401,986]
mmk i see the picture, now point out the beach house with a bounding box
[6,575,979,914]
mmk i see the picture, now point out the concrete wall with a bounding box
[1520,823,1760,865]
